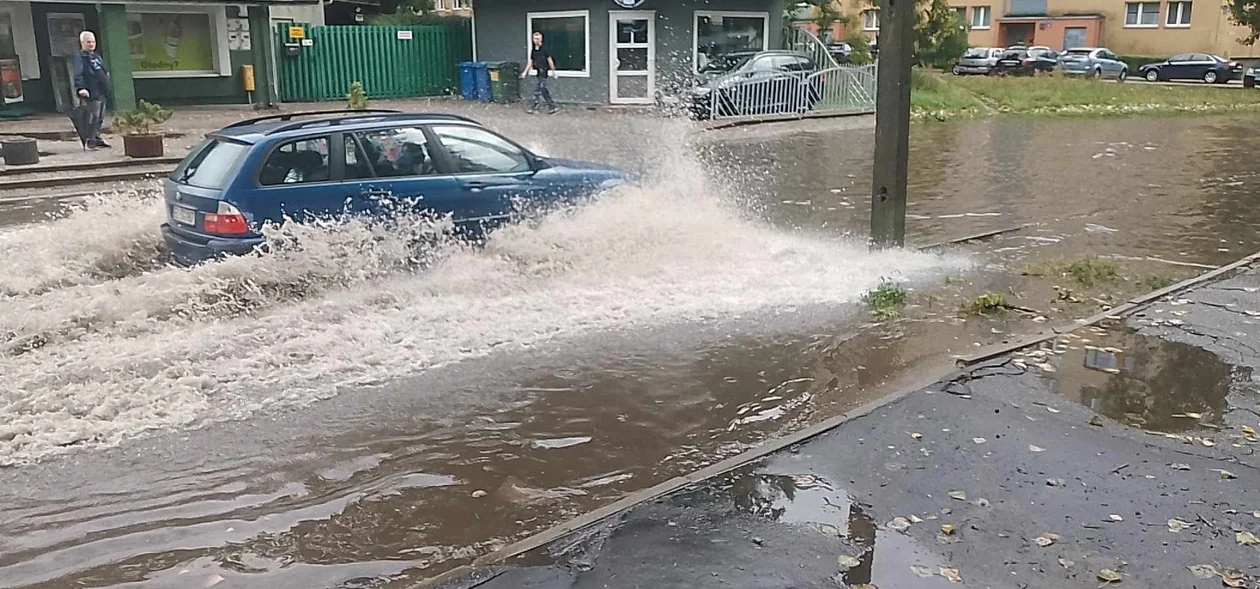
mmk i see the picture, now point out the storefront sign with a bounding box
[128,13,215,72]
[611,0,646,7]
[0,58,22,104]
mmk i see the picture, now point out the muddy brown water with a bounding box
[4,113,1260,588]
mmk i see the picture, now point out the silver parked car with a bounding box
[954,47,1004,75]
[1058,47,1129,81]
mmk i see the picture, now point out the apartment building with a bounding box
[824,0,1259,58]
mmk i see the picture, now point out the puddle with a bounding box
[1024,329,1248,432]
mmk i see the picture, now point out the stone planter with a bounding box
[123,134,164,158]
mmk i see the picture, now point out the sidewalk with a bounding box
[429,268,1260,589]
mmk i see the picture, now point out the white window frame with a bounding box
[693,10,771,73]
[862,9,880,31]
[1165,1,1191,27]
[970,6,991,29]
[453,0,470,9]
[1124,2,1160,28]
[526,10,590,78]
[126,3,232,78]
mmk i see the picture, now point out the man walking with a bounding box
[521,31,558,114]
[73,30,111,149]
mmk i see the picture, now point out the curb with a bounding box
[411,248,1260,589]
[0,157,184,177]
[0,167,176,191]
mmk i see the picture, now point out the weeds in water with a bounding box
[1022,256,1120,288]
[862,280,909,320]
[960,293,1009,316]
[1137,274,1178,291]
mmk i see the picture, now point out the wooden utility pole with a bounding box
[869,0,915,247]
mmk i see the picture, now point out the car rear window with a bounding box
[1065,49,1093,56]
[172,139,249,190]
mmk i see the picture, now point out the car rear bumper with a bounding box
[162,223,266,267]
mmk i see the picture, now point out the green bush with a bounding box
[112,99,173,136]
[845,31,873,66]
[347,81,369,110]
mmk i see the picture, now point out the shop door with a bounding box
[609,11,655,105]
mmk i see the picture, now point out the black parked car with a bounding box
[1139,54,1242,84]
[686,50,822,119]
[991,47,1060,76]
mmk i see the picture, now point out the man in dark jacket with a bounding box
[72,30,111,149]
[520,31,558,114]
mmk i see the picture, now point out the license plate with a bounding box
[171,206,197,226]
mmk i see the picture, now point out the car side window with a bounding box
[1192,54,1211,62]
[260,136,330,186]
[355,127,438,178]
[1170,54,1191,62]
[751,56,777,72]
[343,135,373,180]
[431,125,531,174]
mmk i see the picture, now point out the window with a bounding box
[355,128,438,178]
[173,139,249,189]
[695,11,769,72]
[432,126,531,174]
[453,0,470,9]
[862,9,880,30]
[527,11,589,77]
[1169,53,1192,61]
[260,137,330,186]
[1166,1,1192,26]
[970,6,991,29]
[125,8,231,77]
[954,7,968,24]
[1125,2,1159,27]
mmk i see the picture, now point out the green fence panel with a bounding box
[274,23,472,103]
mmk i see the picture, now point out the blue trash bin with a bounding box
[472,61,492,102]
[458,62,477,101]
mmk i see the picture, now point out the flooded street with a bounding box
[4,111,1260,588]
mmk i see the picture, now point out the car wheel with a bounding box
[1205,70,1218,84]
[1145,69,1159,82]
[1093,68,1102,79]
[1116,69,1127,82]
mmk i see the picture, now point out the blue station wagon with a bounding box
[161,110,632,266]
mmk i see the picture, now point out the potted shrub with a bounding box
[113,99,173,158]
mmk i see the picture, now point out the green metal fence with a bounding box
[274,22,472,102]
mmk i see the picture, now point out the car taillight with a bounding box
[1022,58,1034,65]
[203,202,249,235]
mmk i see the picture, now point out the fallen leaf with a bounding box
[1046,406,1061,414]
[887,517,912,532]
[972,437,987,444]
[1170,463,1192,471]
[908,514,924,524]
[1090,415,1105,427]
[1216,469,1238,480]
[1223,570,1248,588]
[910,564,934,577]
[203,575,225,588]
[1097,569,1122,583]
[1237,530,1260,546]
[1202,439,1216,448]
[1167,518,1192,532]
[911,432,923,439]
[838,554,861,569]
[1059,558,1075,569]
[1029,444,1046,453]
[471,490,487,498]
[1109,514,1124,522]
[948,490,967,501]
[1034,533,1059,547]
[972,498,991,508]
[939,567,962,583]
[1047,478,1065,487]
[1187,564,1219,579]
[1243,425,1257,437]
[1185,412,1203,419]
[941,524,956,535]
[1253,510,1260,518]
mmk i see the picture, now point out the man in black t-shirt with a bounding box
[521,31,559,114]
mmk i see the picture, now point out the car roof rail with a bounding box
[224,108,404,129]
[264,112,483,136]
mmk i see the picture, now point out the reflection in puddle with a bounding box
[1030,329,1247,432]
[729,472,957,588]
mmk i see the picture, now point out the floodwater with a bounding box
[4,111,1260,588]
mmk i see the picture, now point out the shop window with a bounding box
[1125,2,1160,27]
[695,11,769,72]
[526,10,589,77]
[970,6,991,29]
[1166,1,1192,26]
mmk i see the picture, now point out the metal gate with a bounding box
[707,63,877,120]
[274,23,472,102]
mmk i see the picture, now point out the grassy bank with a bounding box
[910,71,1260,120]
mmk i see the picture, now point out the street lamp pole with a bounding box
[869,0,915,248]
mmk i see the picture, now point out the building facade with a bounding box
[0,0,318,113]
[818,0,1259,59]
[473,0,784,105]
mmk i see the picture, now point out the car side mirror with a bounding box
[531,155,551,171]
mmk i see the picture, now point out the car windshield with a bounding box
[700,53,754,73]
[172,139,250,190]
[963,48,990,58]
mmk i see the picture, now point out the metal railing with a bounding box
[785,26,841,70]
[703,63,878,121]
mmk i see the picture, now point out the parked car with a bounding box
[1245,65,1260,88]
[160,111,633,267]
[827,42,853,64]
[686,50,823,119]
[992,47,1060,76]
[1138,54,1242,83]
[953,47,1005,75]
[1058,47,1129,81]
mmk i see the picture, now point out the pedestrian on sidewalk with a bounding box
[521,31,559,114]
[73,30,111,149]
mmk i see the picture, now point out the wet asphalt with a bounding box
[436,269,1260,589]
